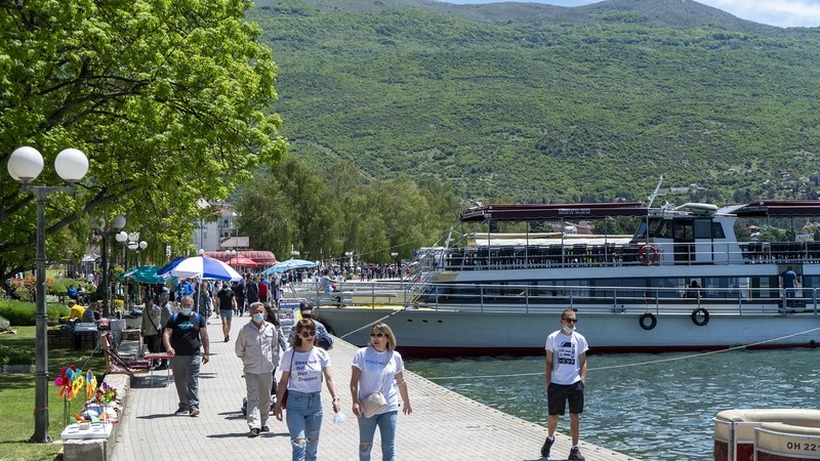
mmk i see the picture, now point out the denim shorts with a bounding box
[219,309,233,321]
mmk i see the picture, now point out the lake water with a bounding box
[407,348,820,461]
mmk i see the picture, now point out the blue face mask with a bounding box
[181,307,193,316]
[253,313,265,323]
[562,325,575,334]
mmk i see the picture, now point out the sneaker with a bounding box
[568,446,585,461]
[189,407,200,417]
[174,408,189,416]
[540,436,554,459]
[224,335,230,342]
[248,428,260,438]
[260,426,270,433]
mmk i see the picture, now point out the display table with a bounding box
[60,422,113,440]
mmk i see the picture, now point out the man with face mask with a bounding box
[541,309,588,461]
[163,295,209,417]
[235,302,277,437]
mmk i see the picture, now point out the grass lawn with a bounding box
[0,326,107,461]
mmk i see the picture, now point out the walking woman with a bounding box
[350,323,412,461]
[274,318,341,461]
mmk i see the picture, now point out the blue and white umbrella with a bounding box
[262,258,317,275]
[157,255,243,281]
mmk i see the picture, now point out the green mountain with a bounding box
[250,0,820,204]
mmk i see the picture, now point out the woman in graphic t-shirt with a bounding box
[275,318,341,461]
[350,323,413,461]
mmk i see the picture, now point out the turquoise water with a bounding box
[407,348,820,461]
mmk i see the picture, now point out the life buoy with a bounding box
[639,313,657,330]
[691,308,710,326]
[639,245,659,265]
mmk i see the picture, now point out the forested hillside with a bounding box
[250,0,820,205]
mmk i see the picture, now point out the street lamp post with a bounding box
[7,146,88,443]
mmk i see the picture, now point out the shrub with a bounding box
[0,300,69,326]
[0,345,36,366]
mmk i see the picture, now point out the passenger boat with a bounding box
[310,200,820,357]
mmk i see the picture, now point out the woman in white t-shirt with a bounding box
[350,323,412,461]
[275,319,341,461]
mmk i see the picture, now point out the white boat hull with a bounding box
[315,307,820,357]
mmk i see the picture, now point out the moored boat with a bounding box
[307,200,820,357]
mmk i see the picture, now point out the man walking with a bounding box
[541,309,588,461]
[163,295,209,417]
[235,302,277,437]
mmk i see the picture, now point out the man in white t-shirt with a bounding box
[541,309,588,461]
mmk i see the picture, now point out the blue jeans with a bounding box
[358,410,398,461]
[170,354,201,410]
[286,390,323,461]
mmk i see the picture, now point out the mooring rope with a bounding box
[423,325,820,381]
[337,307,406,340]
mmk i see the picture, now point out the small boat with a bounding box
[714,409,820,461]
[309,200,820,357]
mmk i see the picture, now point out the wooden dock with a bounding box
[110,318,639,460]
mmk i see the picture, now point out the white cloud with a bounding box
[700,0,820,27]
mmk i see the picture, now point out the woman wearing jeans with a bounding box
[350,323,413,461]
[275,318,341,461]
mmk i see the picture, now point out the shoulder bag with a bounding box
[360,351,392,418]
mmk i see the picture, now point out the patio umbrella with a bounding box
[157,255,243,281]
[262,258,317,275]
[122,265,176,284]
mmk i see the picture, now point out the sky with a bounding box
[440,0,820,27]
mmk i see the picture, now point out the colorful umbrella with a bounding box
[262,258,317,275]
[157,255,243,281]
[122,265,176,283]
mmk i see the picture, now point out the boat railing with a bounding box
[403,282,820,316]
[298,278,820,316]
[434,240,820,270]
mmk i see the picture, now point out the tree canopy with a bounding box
[0,0,286,278]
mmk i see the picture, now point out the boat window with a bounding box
[673,220,694,242]
[694,219,712,239]
[654,220,673,239]
[633,220,649,240]
[712,222,725,239]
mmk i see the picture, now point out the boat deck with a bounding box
[111,318,640,461]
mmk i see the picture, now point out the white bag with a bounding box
[360,391,387,418]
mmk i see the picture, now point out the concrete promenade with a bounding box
[111,317,638,461]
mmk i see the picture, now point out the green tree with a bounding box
[0,0,286,278]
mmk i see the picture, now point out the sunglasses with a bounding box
[300,330,316,338]
[562,318,578,323]
[370,332,389,338]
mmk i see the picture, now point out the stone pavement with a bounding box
[111,316,638,461]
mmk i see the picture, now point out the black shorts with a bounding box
[548,381,585,415]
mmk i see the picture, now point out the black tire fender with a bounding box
[639,313,657,331]
[691,308,710,326]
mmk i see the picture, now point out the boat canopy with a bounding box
[459,202,647,222]
[722,200,820,218]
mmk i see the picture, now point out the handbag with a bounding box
[360,391,388,418]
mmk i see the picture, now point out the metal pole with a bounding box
[32,191,51,442]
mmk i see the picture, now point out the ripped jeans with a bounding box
[358,410,398,461]
[285,390,324,461]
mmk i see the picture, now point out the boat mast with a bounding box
[647,175,664,209]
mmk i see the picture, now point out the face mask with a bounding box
[562,325,575,334]
[181,307,193,316]
[253,313,265,323]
